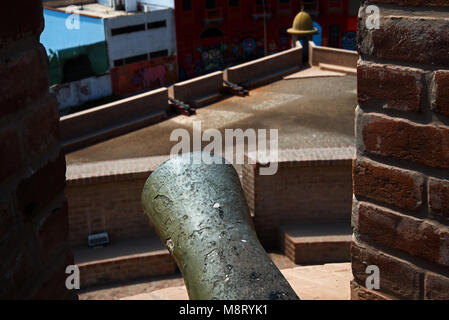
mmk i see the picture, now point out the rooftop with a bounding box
[43,1,173,19]
[66,75,356,165]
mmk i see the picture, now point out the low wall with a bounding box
[60,87,169,150]
[168,71,224,105]
[51,74,112,112]
[66,155,170,246]
[77,250,176,288]
[67,148,354,250]
[309,41,358,69]
[224,45,303,88]
[242,147,355,248]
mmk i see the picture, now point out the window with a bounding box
[229,0,239,6]
[111,24,145,36]
[149,49,169,59]
[200,28,224,39]
[125,54,148,64]
[183,0,192,10]
[147,20,167,29]
[114,59,124,67]
[329,24,340,48]
[348,0,359,16]
[206,0,216,9]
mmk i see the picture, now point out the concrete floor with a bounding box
[77,251,299,300]
[66,76,356,165]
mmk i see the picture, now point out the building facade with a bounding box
[174,0,358,80]
[41,0,178,105]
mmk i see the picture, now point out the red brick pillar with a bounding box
[352,0,449,300]
[0,1,75,299]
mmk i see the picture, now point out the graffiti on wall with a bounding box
[179,36,270,80]
[110,55,178,96]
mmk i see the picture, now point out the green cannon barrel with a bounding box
[142,152,299,300]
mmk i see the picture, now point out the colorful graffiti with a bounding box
[132,65,166,88]
[198,42,227,72]
[110,55,178,96]
[179,36,270,80]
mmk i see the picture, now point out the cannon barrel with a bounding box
[142,152,299,300]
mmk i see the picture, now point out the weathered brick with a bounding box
[433,70,449,118]
[32,250,76,300]
[17,151,66,219]
[361,113,449,169]
[38,200,69,265]
[0,241,36,299]
[0,195,16,254]
[353,159,424,211]
[350,280,390,300]
[355,202,449,267]
[0,44,49,117]
[351,240,422,299]
[428,177,449,222]
[23,95,60,158]
[358,62,424,112]
[359,7,449,66]
[0,0,44,42]
[0,199,13,231]
[0,127,22,181]
[0,1,72,301]
[424,272,449,300]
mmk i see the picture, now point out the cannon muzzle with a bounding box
[142,152,299,300]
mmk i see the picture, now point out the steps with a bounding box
[319,63,357,76]
[120,263,353,300]
[72,236,177,288]
[278,223,352,265]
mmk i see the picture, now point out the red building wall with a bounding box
[174,0,357,80]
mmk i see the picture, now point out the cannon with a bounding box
[142,152,299,300]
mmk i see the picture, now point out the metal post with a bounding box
[142,153,299,300]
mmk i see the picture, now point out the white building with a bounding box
[94,0,176,68]
[76,0,177,69]
[42,0,177,109]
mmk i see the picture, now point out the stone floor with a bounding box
[121,263,353,301]
[77,251,298,300]
[66,76,356,165]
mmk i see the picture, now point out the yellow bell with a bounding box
[287,6,318,36]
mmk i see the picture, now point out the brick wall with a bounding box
[66,156,170,245]
[78,251,177,288]
[0,1,74,299]
[243,148,354,248]
[352,0,449,300]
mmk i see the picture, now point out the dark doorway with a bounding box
[63,54,94,83]
[329,24,340,48]
[206,0,216,9]
[200,28,224,39]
